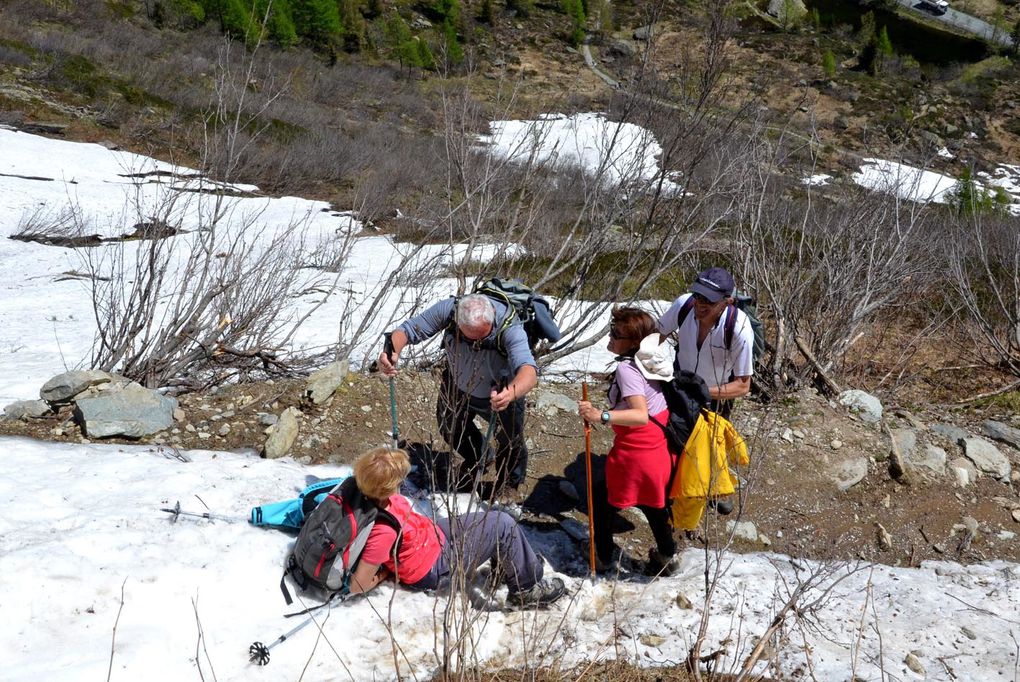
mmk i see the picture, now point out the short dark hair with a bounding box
[610,307,656,352]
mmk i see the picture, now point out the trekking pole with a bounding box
[159,501,245,524]
[383,332,399,449]
[248,593,349,666]
[582,381,596,580]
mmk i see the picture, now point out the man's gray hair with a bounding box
[456,294,496,329]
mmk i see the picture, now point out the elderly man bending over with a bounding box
[378,293,538,494]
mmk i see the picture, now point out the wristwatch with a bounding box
[600,410,611,425]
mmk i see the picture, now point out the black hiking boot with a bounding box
[645,548,682,577]
[507,577,566,609]
[710,497,734,515]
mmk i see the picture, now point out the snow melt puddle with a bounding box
[4,436,1020,682]
[477,112,683,194]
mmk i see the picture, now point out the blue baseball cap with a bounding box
[690,267,735,303]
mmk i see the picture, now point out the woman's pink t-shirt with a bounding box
[359,494,445,585]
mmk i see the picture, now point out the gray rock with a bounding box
[982,420,1020,451]
[633,24,654,41]
[264,407,301,459]
[838,390,883,423]
[40,370,117,403]
[74,384,178,439]
[930,422,969,444]
[768,0,807,24]
[535,391,577,415]
[910,444,947,475]
[962,437,1011,480]
[949,457,978,487]
[606,39,636,58]
[217,424,231,437]
[4,399,50,420]
[258,412,278,427]
[726,520,760,543]
[833,457,869,491]
[304,360,349,405]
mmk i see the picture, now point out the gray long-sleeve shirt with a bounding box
[398,298,537,399]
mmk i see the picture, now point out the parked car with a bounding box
[918,0,949,14]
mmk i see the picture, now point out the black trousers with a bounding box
[591,479,676,562]
[436,370,528,489]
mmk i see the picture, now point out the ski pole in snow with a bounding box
[248,593,350,666]
[582,381,596,579]
[383,332,399,449]
[160,501,245,524]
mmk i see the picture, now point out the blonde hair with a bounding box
[352,447,411,500]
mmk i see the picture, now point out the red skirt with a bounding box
[606,408,674,508]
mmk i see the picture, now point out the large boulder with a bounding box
[264,407,301,459]
[304,360,349,406]
[534,391,578,416]
[961,437,1011,480]
[838,390,883,424]
[74,384,177,439]
[768,0,808,24]
[40,370,118,404]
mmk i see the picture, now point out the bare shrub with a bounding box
[944,211,1020,395]
[734,135,943,395]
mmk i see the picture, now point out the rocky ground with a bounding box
[4,365,1020,572]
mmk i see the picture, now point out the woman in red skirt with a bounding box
[578,307,679,576]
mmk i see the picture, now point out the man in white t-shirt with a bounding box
[657,266,754,418]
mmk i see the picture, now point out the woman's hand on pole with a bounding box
[577,400,601,425]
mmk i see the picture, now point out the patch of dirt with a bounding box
[4,366,1019,572]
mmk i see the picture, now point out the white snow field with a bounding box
[2,125,1020,681]
[3,437,1020,681]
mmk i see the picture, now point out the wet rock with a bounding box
[74,384,177,439]
[838,390,882,424]
[264,407,301,459]
[833,457,868,491]
[40,370,117,403]
[4,399,50,420]
[304,360,349,405]
[982,420,1020,451]
[962,437,1011,480]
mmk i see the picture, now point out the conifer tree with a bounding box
[291,0,342,47]
[822,49,836,79]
